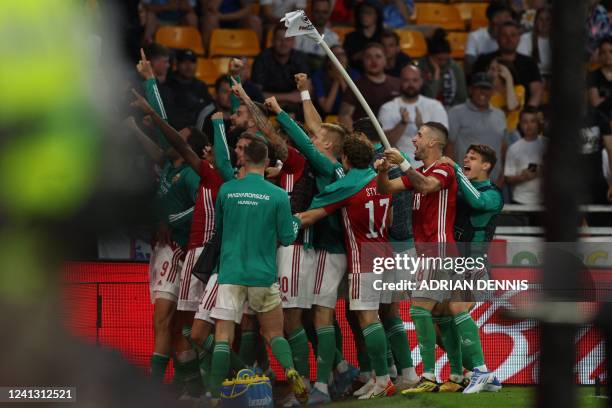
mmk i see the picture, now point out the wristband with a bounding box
[399,159,411,172]
[300,90,311,101]
[275,160,283,170]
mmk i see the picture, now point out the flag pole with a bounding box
[283,11,392,150]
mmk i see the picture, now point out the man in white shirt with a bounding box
[504,107,546,204]
[293,0,340,70]
[378,64,448,164]
[465,3,513,73]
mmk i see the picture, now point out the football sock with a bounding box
[270,336,294,370]
[150,353,170,383]
[454,311,486,370]
[288,328,310,378]
[209,341,230,398]
[315,325,336,393]
[435,316,463,377]
[410,306,436,374]
[362,322,388,377]
[384,316,414,371]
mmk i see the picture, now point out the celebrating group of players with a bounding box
[127,51,505,405]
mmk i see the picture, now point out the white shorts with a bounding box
[177,247,204,311]
[149,243,184,303]
[348,273,381,311]
[194,273,219,324]
[410,264,451,303]
[277,244,315,309]
[312,250,347,308]
[380,247,415,304]
[210,283,282,324]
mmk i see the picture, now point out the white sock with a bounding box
[376,375,390,385]
[336,360,349,373]
[475,365,488,372]
[401,367,419,382]
[422,372,436,382]
[176,349,197,362]
[314,382,329,395]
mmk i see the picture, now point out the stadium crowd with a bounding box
[112,0,612,405]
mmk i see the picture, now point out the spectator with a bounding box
[579,104,612,205]
[378,65,447,162]
[473,21,543,107]
[339,42,400,130]
[588,37,612,117]
[200,0,263,49]
[144,43,171,85]
[294,0,340,71]
[312,45,360,115]
[251,24,310,107]
[164,49,214,130]
[344,0,385,72]
[380,30,413,77]
[142,0,198,44]
[464,2,513,73]
[380,0,414,29]
[261,0,306,31]
[586,0,611,60]
[419,28,467,109]
[330,0,354,25]
[487,58,525,132]
[504,107,546,204]
[517,6,552,79]
[447,73,507,184]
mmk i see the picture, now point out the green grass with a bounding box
[331,387,607,408]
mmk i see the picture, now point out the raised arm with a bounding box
[295,73,322,134]
[211,116,235,182]
[230,77,289,161]
[265,96,335,177]
[384,149,443,194]
[443,159,502,211]
[124,116,164,164]
[131,89,202,172]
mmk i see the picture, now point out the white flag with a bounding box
[281,10,319,40]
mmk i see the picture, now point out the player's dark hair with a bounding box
[273,22,287,37]
[467,144,497,174]
[499,20,521,31]
[423,121,448,148]
[215,75,230,92]
[599,35,612,50]
[380,29,400,45]
[486,1,512,21]
[243,134,269,166]
[343,137,374,169]
[144,43,170,60]
[518,105,542,135]
[187,127,210,158]
[353,117,380,143]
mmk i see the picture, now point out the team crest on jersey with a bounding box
[172,174,181,184]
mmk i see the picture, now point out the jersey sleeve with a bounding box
[143,78,170,150]
[276,111,334,177]
[400,174,413,190]
[214,187,225,232]
[430,164,454,188]
[276,193,301,246]
[322,195,350,214]
[212,118,235,182]
[454,163,503,211]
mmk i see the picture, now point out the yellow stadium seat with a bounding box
[395,30,428,58]
[195,58,220,85]
[332,26,354,44]
[415,3,465,31]
[155,26,204,55]
[209,29,261,57]
[468,3,489,30]
[447,31,468,59]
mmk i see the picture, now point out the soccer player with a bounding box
[208,137,307,404]
[440,145,504,394]
[353,117,420,390]
[266,93,357,403]
[297,137,396,400]
[376,122,461,393]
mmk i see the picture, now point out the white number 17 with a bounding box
[365,198,390,238]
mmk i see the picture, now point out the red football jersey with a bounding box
[187,160,224,250]
[279,146,305,193]
[323,178,392,274]
[401,162,457,245]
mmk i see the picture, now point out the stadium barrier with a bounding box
[62,262,606,384]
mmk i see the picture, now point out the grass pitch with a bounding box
[331,387,606,408]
